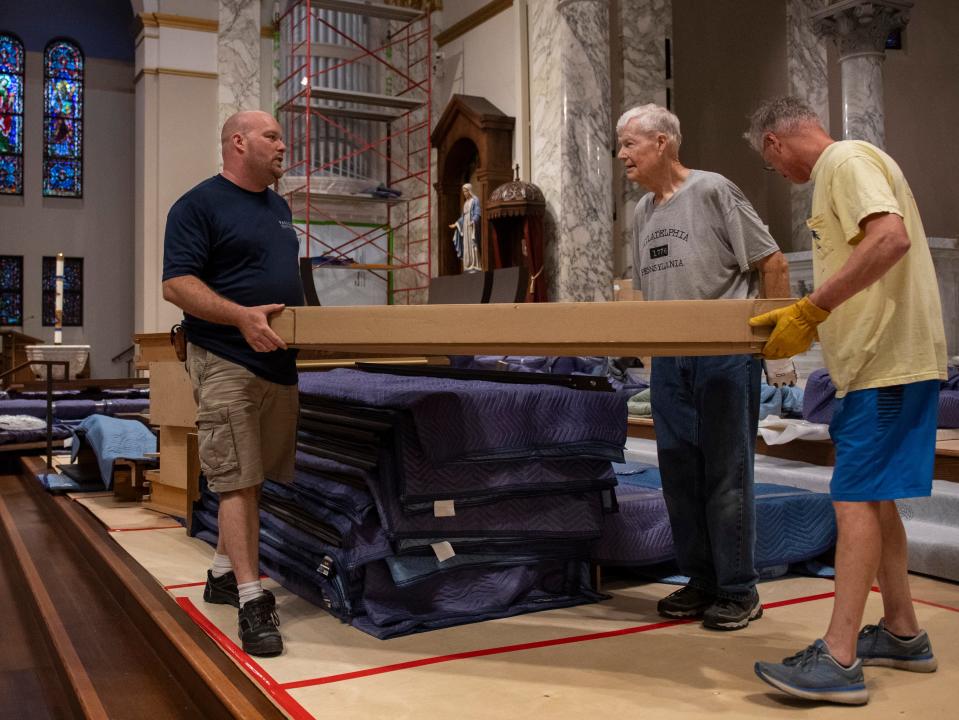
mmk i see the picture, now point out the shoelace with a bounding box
[243,600,280,631]
[783,643,823,669]
[860,624,879,637]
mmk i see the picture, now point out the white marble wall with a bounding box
[616,0,671,279]
[786,0,829,251]
[218,0,261,137]
[530,0,613,302]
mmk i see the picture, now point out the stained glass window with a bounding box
[0,255,23,326]
[0,33,25,195]
[42,256,83,326]
[43,39,83,197]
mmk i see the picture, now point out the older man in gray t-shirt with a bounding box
[618,104,790,631]
[632,169,779,301]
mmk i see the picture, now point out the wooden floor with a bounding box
[71,488,959,720]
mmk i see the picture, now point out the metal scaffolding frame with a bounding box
[276,0,432,305]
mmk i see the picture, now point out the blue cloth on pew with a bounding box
[70,415,157,489]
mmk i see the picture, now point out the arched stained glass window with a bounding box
[0,32,25,195]
[43,38,83,197]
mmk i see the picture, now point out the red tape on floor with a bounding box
[872,585,959,613]
[281,590,841,690]
[912,597,959,613]
[164,574,268,592]
[175,584,956,698]
[165,580,208,591]
[281,616,695,689]
[108,525,182,532]
[175,597,316,720]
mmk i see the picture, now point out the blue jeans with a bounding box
[650,354,761,601]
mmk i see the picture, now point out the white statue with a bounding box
[449,183,482,272]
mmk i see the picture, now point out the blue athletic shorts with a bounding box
[829,380,939,502]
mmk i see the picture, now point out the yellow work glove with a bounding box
[748,297,830,360]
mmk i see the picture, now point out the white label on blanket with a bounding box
[431,541,455,562]
[434,500,456,517]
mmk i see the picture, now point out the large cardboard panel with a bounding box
[159,425,190,490]
[270,299,793,356]
[149,361,197,427]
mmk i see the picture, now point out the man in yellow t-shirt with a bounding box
[744,96,947,706]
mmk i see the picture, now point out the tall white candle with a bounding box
[54,252,64,345]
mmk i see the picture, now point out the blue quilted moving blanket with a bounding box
[70,415,157,489]
[299,369,627,463]
[591,463,837,573]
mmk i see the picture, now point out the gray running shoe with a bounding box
[702,590,763,631]
[755,639,868,705]
[858,619,938,672]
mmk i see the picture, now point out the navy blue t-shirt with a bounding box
[162,175,303,385]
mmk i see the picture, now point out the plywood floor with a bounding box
[77,494,959,720]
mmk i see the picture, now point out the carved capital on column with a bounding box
[811,0,912,59]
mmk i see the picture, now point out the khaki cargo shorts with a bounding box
[185,343,298,493]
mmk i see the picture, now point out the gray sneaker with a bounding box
[858,619,938,672]
[755,639,868,705]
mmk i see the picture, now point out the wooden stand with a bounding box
[112,459,153,502]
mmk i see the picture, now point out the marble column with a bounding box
[811,0,912,148]
[218,0,261,138]
[529,0,613,302]
[615,0,671,280]
[786,0,829,253]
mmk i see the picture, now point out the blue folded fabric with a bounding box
[355,557,602,639]
[780,384,804,418]
[759,383,782,420]
[70,415,157,489]
[299,369,627,464]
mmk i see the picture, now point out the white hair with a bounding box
[744,96,822,151]
[616,104,682,149]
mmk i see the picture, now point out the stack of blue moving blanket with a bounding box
[192,368,627,638]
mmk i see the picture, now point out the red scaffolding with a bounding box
[276,0,432,305]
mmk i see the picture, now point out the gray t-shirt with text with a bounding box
[631,170,779,301]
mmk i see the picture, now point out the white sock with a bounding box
[237,580,265,607]
[210,552,233,578]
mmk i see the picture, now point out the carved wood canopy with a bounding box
[431,94,515,276]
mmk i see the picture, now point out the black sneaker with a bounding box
[657,585,716,619]
[703,591,763,631]
[203,570,239,608]
[238,591,283,657]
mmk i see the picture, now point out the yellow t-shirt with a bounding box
[808,140,947,397]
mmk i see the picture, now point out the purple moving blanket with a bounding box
[299,369,626,464]
[298,431,617,510]
[292,449,610,540]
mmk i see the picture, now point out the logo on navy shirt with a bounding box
[279,220,295,231]
[649,244,669,259]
